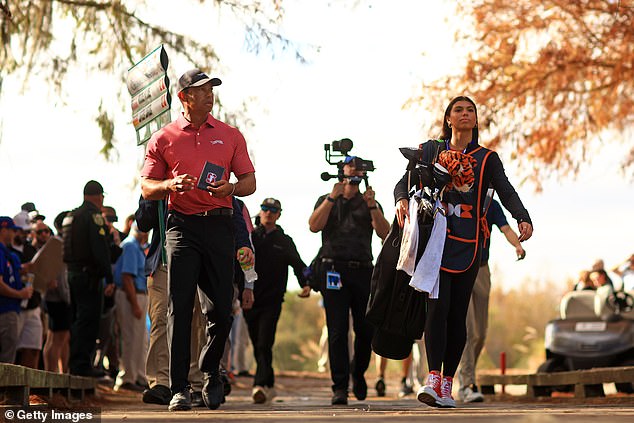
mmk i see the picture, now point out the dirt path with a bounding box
[87,371,634,422]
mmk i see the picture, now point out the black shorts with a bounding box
[45,300,72,332]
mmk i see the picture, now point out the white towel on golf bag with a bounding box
[396,191,421,276]
[409,199,447,299]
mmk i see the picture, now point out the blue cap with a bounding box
[0,216,19,230]
[343,155,357,164]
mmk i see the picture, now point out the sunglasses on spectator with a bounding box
[105,215,118,223]
[36,229,50,235]
[260,205,279,213]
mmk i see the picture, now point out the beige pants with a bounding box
[458,264,491,389]
[145,266,206,390]
[114,289,148,388]
[230,309,251,373]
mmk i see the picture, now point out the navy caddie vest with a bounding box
[440,145,493,273]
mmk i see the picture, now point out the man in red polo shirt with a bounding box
[141,68,256,411]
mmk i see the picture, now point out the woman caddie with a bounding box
[393,96,533,408]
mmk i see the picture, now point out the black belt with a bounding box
[192,208,233,216]
[321,258,373,269]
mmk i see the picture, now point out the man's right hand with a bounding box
[20,286,34,299]
[330,181,345,200]
[241,288,254,310]
[396,198,409,228]
[132,302,143,320]
[109,226,121,245]
[104,283,116,297]
[168,174,197,193]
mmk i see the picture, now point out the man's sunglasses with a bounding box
[36,229,50,235]
[260,205,279,213]
[105,215,118,223]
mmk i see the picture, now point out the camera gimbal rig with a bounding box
[321,138,375,189]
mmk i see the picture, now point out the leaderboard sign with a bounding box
[127,45,171,145]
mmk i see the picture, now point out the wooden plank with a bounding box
[27,369,70,388]
[576,366,634,384]
[24,367,48,388]
[69,375,96,390]
[478,366,634,388]
[0,363,26,386]
[0,363,95,405]
[478,373,530,385]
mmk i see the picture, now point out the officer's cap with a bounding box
[83,180,104,196]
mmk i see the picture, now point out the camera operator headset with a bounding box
[308,139,390,405]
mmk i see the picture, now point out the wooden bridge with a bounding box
[0,363,95,406]
[478,366,634,398]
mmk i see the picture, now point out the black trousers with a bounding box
[68,271,103,375]
[322,266,374,393]
[165,212,235,393]
[424,263,480,377]
[243,304,282,388]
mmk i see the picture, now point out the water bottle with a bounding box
[21,273,34,308]
[238,248,258,283]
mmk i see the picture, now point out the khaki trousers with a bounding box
[145,266,206,390]
[458,264,491,389]
[114,290,148,388]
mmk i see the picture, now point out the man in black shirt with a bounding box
[62,180,115,377]
[308,156,390,405]
[245,197,310,404]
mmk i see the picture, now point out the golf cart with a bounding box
[536,285,634,396]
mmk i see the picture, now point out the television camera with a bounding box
[321,138,375,188]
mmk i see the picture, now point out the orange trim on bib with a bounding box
[440,149,493,274]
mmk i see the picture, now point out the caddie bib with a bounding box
[440,146,493,273]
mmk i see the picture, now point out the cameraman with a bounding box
[308,156,389,405]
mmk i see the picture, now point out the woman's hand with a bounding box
[298,285,311,298]
[396,198,409,228]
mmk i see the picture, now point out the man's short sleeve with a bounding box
[120,243,141,277]
[314,195,328,210]
[230,130,255,176]
[141,134,168,179]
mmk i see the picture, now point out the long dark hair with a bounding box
[440,96,479,145]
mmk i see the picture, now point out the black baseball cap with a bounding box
[178,69,222,93]
[83,180,104,196]
[21,202,36,213]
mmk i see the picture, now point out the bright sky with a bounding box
[1,1,632,294]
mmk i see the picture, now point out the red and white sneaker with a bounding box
[416,371,442,407]
[438,376,456,408]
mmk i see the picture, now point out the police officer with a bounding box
[63,180,115,377]
[308,156,390,405]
